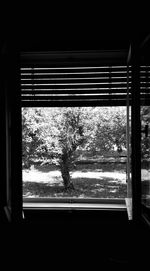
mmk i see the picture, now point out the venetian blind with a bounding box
[21,50,131,106]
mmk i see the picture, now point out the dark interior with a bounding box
[1,17,150,266]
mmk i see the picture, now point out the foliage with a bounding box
[90,107,126,154]
[22,108,44,167]
[141,106,150,158]
[22,106,127,188]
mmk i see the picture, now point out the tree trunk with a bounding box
[60,160,74,190]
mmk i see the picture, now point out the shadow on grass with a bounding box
[27,163,126,176]
[23,177,127,198]
[76,163,126,173]
[33,164,58,173]
[23,181,64,197]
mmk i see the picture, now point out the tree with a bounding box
[35,107,89,190]
[91,107,126,155]
[141,106,150,158]
[22,106,127,189]
[111,109,126,153]
[22,108,44,168]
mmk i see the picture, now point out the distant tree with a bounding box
[111,109,126,153]
[92,107,126,155]
[141,106,150,158]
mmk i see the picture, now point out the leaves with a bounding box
[22,106,127,169]
[141,106,150,158]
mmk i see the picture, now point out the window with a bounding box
[21,50,131,210]
[22,106,127,199]
[140,65,150,224]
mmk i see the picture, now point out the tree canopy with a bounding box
[22,107,127,163]
[22,106,127,189]
[141,106,150,158]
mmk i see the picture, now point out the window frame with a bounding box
[140,35,150,227]
[2,36,150,228]
[20,49,132,220]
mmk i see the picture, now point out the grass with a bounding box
[23,162,127,198]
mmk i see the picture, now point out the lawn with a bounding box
[23,162,127,199]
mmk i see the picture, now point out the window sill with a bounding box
[23,198,126,211]
[22,198,128,224]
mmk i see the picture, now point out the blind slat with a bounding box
[21,89,131,95]
[21,64,131,104]
[21,94,128,100]
[21,83,130,90]
[20,59,150,105]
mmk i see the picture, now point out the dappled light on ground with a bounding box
[71,171,126,183]
[23,166,127,198]
[23,168,126,183]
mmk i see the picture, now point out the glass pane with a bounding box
[125,64,132,219]
[22,107,127,200]
[141,105,150,208]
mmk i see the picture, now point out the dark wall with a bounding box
[1,19,150,266]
